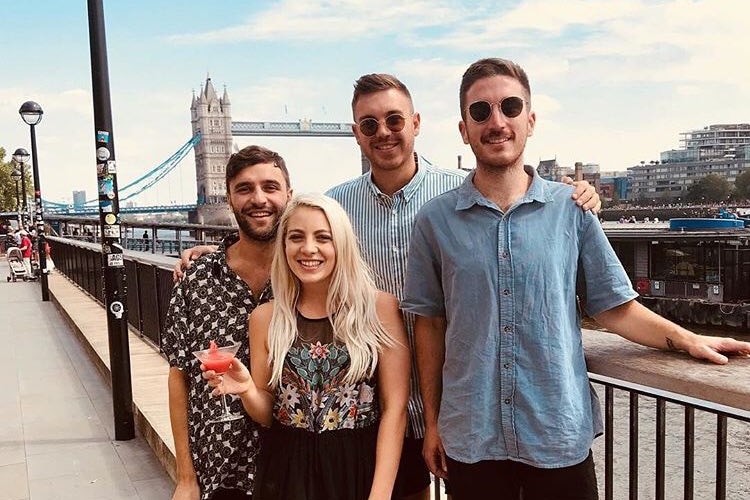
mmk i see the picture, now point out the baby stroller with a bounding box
[6,247,31,282]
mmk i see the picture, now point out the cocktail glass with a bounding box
[193,341,244,424]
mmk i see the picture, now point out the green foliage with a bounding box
[686,174,732,203]
[735,169,750,200]
[0,146,32,214]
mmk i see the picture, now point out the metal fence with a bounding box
[49,236,174,350]
[47,236,747,499]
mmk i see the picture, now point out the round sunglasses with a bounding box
[357,113,407,137]
[467,96,526,123]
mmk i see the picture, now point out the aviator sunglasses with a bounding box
[357,113,407,137]
[467,96,526,123]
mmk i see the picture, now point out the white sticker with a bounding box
[96,147,110,161]
[107,160,117,174]
[110,301,124,319]
[103,224,120,238]
[107,253,124,267]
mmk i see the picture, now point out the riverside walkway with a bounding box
[0,270,174,500]
[2,249,749,499]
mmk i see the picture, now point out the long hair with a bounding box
[267,193,396,387]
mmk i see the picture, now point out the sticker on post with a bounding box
[110,301,124,319]
[107,253,124,267]
[104,213,117,225]
[96,131,110,143]
[98,176,113,195]
[103,224,120,238]
[106,160,117,174]
[96,147,110,161]
[96,163,106,176]
[99,200,113,213]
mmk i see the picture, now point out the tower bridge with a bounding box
[49,76,362,220]
[190,76,363,225]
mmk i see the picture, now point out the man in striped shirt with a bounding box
[326,73,600,500]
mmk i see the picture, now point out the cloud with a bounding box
[166,0,460,44]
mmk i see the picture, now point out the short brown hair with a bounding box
[225,145,290,190]
[459,58,531,119]
[351,73,413,113]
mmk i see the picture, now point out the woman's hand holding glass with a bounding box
[201,356,253,397]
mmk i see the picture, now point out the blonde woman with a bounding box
[203,193,410,500]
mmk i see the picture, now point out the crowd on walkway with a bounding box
[162,58,750,500]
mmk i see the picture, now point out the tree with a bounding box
[686,174,732,203]
[735,169,750,200]
[0,146,32,214]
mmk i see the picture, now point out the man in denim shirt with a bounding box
[402,58,750,500]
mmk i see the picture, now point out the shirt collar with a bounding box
[455,165,553,212]
[365,152,427,202]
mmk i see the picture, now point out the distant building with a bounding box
[537,158,564,180]
[72,190,87,210]
[629,124,750,202]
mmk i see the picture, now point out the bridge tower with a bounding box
[190,76,235,225]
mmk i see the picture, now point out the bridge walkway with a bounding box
[0,266,174,500]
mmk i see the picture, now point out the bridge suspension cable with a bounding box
[44,134,201,210]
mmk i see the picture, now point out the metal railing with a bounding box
[47,236,749,498]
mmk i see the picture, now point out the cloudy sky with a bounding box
[2,0,748,206]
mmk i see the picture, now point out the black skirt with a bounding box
[254,420,379,500]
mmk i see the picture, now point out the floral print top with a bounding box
[273,313,379,433]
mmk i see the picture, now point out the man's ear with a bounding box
[459,120,469,145]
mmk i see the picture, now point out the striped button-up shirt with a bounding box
[326,155,466,437]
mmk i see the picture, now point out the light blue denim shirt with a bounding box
[402,167,638,468]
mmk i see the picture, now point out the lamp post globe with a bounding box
[12,147,30,164]
[19,101,43,126]
[11,148,30,227]
[10,168,21,183]
[18,100,49,301]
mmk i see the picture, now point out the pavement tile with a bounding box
[0,462,29,500]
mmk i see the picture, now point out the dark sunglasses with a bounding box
[467,96,526,123]
[357,113,407,137]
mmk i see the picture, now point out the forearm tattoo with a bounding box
[666,337,677,351]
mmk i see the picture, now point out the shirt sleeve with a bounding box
[579,214,639,316]
[401,210,446,317]
[161,279,190,370]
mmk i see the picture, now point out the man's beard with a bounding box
[233,209,280,242]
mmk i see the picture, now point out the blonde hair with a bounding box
[267,193,396,386]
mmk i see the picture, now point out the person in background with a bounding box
[18,229,33,276]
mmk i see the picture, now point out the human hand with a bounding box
[562,176,602,214]
[684,335,750,365]
[422,426,449,480]
[172,245,218,282]
[171,479,200,500]
[201,357,252,395]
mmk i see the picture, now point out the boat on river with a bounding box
[602,216,750,330]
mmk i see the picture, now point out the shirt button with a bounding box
[504,398,511,404]
[502,252,508,258]
[503,289,510,295]
[503,325,512,333]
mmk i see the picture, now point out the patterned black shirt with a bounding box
[162,234,272,499]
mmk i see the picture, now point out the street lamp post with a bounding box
[10,167,22,227]
[18,101,49,302]
[12,148,30,227]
